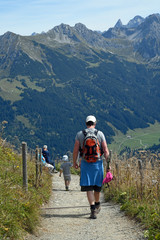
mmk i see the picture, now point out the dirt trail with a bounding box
[25,173,145,240]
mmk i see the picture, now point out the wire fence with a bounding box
[22,142,160,200]
[107,152,160,200]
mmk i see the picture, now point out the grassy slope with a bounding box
[103,155,160,240]
[0,77,44,102]
[109,121,160,153]
[0,143,52,240]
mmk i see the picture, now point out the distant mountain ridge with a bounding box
[0,13,160,155]
[126,15,144,28]
[102,13,160,59]
[1,13,160,63]
[114,15,144,29]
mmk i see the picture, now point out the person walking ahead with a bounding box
[59,155,72,191]
[73,115,109,219]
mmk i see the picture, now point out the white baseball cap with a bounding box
[62,155,69,161]
[86,115,96,123]
[43,145,47,149]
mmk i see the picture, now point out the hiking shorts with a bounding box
[64,175,71,181]
[81,185,102,192]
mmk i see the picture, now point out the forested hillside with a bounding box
[0,14,160,156]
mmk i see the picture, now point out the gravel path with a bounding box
[25,173,145,240]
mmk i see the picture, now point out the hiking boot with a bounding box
[90,209,97,219]
[65,186,69,191]
[95,204,101,214]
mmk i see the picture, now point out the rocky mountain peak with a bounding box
[114,19,123,28]
[0,31,20,50]
[73,23,110,48]
[44,23,76,43]
[137,13,160,36]
[126,15,144,28]
[145,13,160,25]
[74,23,88,31]
[2,31,18,39]
[52,23,72,33]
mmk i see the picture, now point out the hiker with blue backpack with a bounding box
[73,115,109,219]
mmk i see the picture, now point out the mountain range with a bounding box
[0,13,160,157]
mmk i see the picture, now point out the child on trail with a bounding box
[102,167,113,188]
[59,155,72,191]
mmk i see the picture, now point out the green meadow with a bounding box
[109,121,160,153]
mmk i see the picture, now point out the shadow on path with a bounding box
[41,212,89,219]
[42,205,89,210]
[52,188,80,192]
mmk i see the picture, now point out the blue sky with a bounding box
[0,0,159,36]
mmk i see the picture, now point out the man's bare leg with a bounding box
[87,191,97,219]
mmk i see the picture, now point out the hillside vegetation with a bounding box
[1,139,160,240]
[109,121,160,153]
[104,152,160,240]
[0,140,52,240]
[0,14,160,156]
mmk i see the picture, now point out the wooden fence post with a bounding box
[138,159,143,199]
[115,162,119,187]
[22,142,28,192]
[157,159,160,200]
[56,154,60,165]
[107,150,112,169]
[35,145,39,188]
[30,149,33,161]
[39,148,42,175]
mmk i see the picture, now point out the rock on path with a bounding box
[25,173,145,240]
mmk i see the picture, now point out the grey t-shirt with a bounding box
[60,162,72,176]
[75,128,106,149]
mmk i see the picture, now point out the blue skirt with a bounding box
[80,160,104,187]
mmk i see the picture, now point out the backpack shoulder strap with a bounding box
[79,130,86,156]
[83,129,99,138]
[94,129,98,136]
[83,129,87,137]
